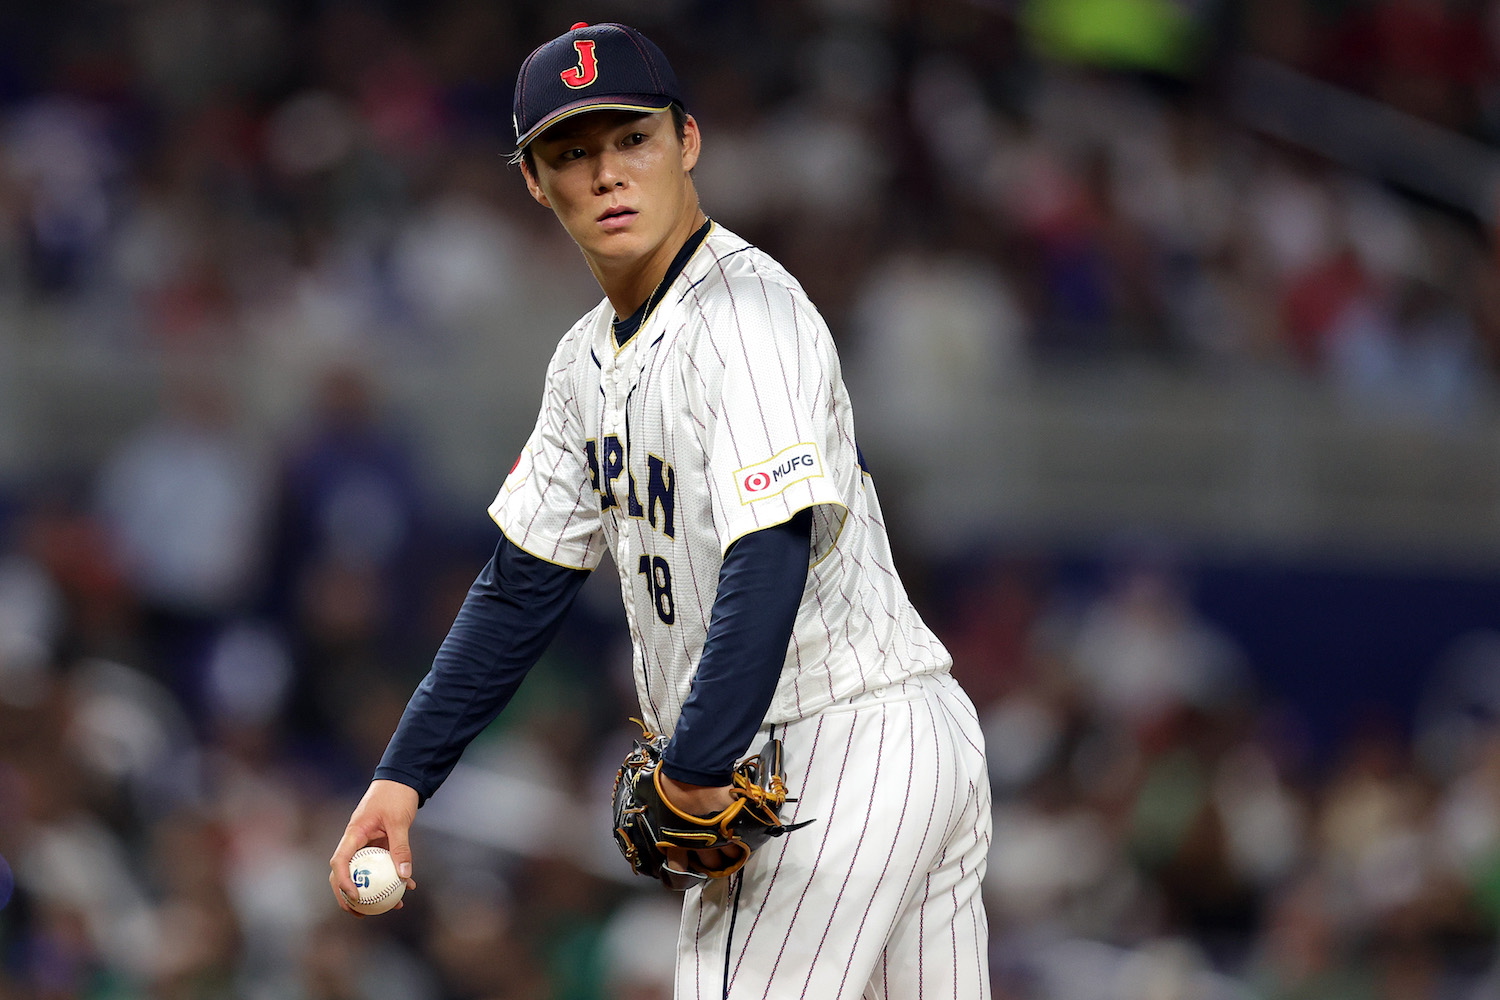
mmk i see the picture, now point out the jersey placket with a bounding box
[603,331,653,715]
[602,336,633,562]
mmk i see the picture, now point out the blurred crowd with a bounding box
[4,0,1500,998]
[4,0,1500,422]
[944,553,1500,1000]
[7,444,1500,999]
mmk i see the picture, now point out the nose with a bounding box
[593,150,627,194]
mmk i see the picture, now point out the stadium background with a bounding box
[3,0,1500,997]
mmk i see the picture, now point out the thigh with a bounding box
[865,675,993,999]
[675,674,992,1000]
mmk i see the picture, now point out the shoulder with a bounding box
[676,224,822,334]
[547,300,613,371]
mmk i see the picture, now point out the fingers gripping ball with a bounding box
[343,846,406,915]
[611,723,814,891]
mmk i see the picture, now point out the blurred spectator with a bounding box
[1325,274,1483,425]
[598,895,681,1000]
[1069,555,1250,730]
[0,524,63,709]
[268,364,424,622]
[389,159,521,335]
[941,555,1051,710]
[848,242,1029,447]
[6,94,119,299]
[1280,243,1371,370]
[266,363,429,748]
[1437,730,1500,924]
[299,911,439,1000]
[1249,870,1377,1000]
[422,888,547,1000]
[94,371,270,707]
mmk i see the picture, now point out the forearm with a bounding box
[662,508,812,786]
[376,535,590,802]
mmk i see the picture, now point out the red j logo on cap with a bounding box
[560,40,598,89]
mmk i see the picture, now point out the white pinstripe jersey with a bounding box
[489,223,951,736]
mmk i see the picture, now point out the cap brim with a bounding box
[513,96,674,157]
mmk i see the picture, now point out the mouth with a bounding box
[597,206,637,226]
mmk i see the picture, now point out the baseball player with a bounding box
[329,22,992,999]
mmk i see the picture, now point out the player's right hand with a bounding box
[329,778,420,917]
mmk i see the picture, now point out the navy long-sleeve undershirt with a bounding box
[661,508,811,785]
[375,511,812,802]
[374,538,590,803]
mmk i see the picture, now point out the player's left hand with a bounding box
[659,773,736,814]
[659,774,738,872]
[611,728,811,890]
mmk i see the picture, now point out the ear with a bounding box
[680,114,701,174]
[520,159,551,208]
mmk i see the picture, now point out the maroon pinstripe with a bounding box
[726,715,828,991]
[798,711,888,997]
[827,707,915,998]
[756,717,858,1000]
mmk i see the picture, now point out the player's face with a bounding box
[522,110,701,271]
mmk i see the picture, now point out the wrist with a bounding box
[660,772,712,793]
[366,779,420,814]
[659,772,735,817]
[661,760,733,787]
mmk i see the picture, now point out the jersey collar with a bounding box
[612,218,713,349]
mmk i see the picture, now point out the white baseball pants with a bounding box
[675,670,993,999]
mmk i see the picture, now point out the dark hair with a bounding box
[518,103,689,176]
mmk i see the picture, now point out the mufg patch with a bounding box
[736,442,824,504]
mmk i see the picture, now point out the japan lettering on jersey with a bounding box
[490,224,951,735]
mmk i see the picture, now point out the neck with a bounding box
[590,202,708,319]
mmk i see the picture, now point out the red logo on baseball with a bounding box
[743,472,771,493]
[560,40,598,88]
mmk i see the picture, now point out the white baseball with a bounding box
[343,846,406,915]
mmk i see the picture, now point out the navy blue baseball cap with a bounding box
[512,22,685,157]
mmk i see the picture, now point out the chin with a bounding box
[587,230,653,258]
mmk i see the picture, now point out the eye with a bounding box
[623,132,648,146]
[559,147,587,162]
